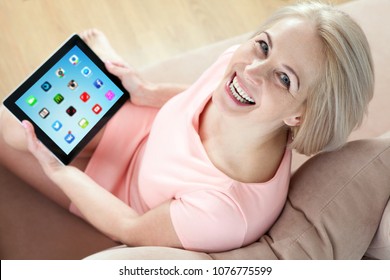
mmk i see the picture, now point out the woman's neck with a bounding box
[199,101,289,183]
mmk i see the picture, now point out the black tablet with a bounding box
[3,34,129,165]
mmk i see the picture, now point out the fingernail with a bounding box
[21,121,28,129]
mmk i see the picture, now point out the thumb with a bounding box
[105,61,131,80]
[104,61,143,95]
[22,120,41,153]
[22,120,62,171]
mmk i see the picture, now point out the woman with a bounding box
[0,2,374,253]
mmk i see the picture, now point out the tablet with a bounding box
[3,34,130,165]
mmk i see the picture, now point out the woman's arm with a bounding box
[105,61,189,108]
[23,120,182,248]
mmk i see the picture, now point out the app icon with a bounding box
[26,95,37,106]
[78,118,89,129]
[80,92,90,102]
[81,66,92,77]
[105,90,115,101]
[55,68,65,78]
[67,80,78,90]
[66,106,77,116]
[53,93,64,104]
[69,55,79,65]
[41,81,52,92]
[39,108,50,119]
[64,132,75,144]
[92,104,102,114]
[93,79,103,89]
[52,120,62,131]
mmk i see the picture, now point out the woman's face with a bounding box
[212,17,324,129]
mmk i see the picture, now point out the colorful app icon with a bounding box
[69,55,79,65]
[105,90,115,101]
[39,108,50,119]
[64,132,75,144]
[93,79,103,89]
[41,81,52,92]
[81,66,92,77]
[92,104,102,114]
[52,120,62,131]
[53,93,64,104]
[26,95,37,106]
[80,92,90,102]
[78,118,89,129]
[67,79,78,90]
[55,68,65,78]
[66,106,77,116]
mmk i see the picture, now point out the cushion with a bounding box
[365,200,390,259]
[364,131,390,259]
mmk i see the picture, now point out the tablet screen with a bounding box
[4,35,129,164]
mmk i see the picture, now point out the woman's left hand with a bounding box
[22,120,64,175]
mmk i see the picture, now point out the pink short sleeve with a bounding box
[170,190,247,253]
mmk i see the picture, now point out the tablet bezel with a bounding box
[3,34,130,165]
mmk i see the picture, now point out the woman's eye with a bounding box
[279,73,291,89]
[257,40,269,55]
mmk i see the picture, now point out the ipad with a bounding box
[3,34,130,165]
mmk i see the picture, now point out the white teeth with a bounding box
[230,76,255,105]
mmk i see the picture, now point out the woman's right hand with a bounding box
[106,61,188,108]
[105,61,156,107]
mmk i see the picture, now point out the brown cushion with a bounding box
[365,200,390,259]
[212,137,390,259]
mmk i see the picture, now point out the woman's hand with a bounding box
[105,61,189,108]
[22,120,64,176]
[105,61,156,107]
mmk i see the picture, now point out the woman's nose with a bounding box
[243,59,268,86]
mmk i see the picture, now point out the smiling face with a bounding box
[212,17,324,130]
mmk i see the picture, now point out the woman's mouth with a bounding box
[227,75,256,105]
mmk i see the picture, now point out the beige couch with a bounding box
[0,0,389,260]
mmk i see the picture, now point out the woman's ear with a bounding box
[283,115,302,127]
[283,105,305,127]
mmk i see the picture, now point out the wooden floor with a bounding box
[0,0,349,99]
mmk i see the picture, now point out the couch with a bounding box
[0,0,389,260]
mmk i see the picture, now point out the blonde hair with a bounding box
[257,1,374,155]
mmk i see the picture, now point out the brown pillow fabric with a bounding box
[212,137,390,259]
[365,198,390,259]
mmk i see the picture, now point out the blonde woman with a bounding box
[0,2,373,253]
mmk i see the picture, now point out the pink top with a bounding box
[71,46,292,253]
